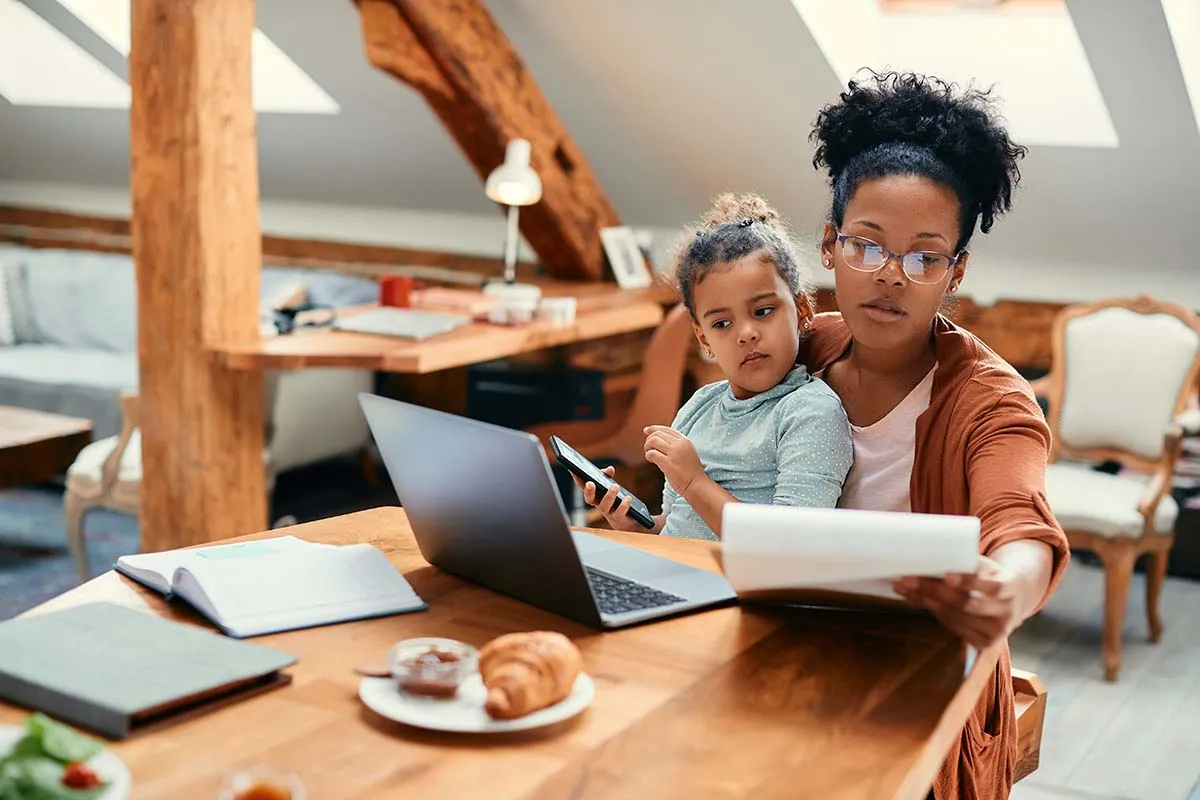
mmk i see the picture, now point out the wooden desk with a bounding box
[213,283,669,374]
[1,508,1000,799]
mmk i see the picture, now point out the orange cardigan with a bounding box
[801,313,1070,800]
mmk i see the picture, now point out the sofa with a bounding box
[0,244,380,476]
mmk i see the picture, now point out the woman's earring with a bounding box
[822,257,831,267]
[802,320,811,330]
[702,347,713,359]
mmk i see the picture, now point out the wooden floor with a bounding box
[1010,560,1200,800]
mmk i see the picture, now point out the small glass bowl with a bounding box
[217,766,306,800]
[388,637,478,699]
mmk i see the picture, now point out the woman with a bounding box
[804,71,1070,799]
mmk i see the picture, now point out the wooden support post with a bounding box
[356,0,621,281]
[129,0,267,551]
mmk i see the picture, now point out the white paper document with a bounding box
[720,504,981,603]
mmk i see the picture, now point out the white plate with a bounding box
[0,724,132,799]
[359,672,595,733]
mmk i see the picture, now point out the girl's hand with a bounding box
[573,466,646,533]
[643,425,704,495]
[892,555,1021,650]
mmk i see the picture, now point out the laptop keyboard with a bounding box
[585,567,685,615]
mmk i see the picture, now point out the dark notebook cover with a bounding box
[0,602,297,739]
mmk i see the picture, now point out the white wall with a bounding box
[3,180,1199,310]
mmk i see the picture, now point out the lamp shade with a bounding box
[484,139,543,207]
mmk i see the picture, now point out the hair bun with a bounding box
[699,192,781,231]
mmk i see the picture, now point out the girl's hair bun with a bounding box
[699,192,782,231]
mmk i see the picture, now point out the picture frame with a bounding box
[599,225,652,290]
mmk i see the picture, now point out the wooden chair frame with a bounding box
[65,391,281,582]
[1030,293,1200,681]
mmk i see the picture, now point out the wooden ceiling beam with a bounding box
[355,0,621,281]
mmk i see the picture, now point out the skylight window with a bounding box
[1161,0,1200,137]
[0,0,130,108]
[1,0,339,114]
[790,0,1119,148]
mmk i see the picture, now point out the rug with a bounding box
[0,485,140,620]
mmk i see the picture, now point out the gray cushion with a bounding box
[262,267,379,309]
[0,345,137,439]
[1045,461,1178,538]
[0,258,41,344]
[7,248,137,352]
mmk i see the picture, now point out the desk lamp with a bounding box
[484,139,543,322]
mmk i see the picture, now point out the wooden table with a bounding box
[212,282,669,374]
[1,507,1000,799]
[0,406,91,489]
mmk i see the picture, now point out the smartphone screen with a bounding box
[554,437,614,489]
[551,436,656,529]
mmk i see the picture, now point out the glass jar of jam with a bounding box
[387,637,478,698]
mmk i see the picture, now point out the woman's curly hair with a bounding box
[810,70,1027,252]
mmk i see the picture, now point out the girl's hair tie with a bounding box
[738,218,754,228]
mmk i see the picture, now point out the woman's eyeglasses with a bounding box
[834,233,963,285]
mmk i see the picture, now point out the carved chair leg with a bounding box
[63,490,91,584]
[1145,548,1169,644]
[1097,540,1137,682]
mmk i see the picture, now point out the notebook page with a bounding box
[175,543,423,635]
[720,505,980,597]
[115,536,328,594]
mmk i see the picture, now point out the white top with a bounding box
[837,367,936,513]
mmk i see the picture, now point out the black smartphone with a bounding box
[549,435,657,529]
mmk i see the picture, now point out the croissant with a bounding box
[478,631,582,720]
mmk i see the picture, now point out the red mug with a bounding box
[380,275,413,308]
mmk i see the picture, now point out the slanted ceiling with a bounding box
[0,0,1198,290]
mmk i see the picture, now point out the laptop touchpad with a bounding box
[580,547,701,583]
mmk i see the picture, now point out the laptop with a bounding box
[358,393,737,628]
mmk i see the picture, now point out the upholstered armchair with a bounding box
[62,391,278,582]
[1032,294,1200,681]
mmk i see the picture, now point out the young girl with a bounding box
[581,193,853,540]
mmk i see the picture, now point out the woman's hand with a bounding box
[573,466,649,533]
[892,555,1021,650]
[643,425,704,494]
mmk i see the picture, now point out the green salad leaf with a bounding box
[0,715,110,800]
[24,718,101,765]
[0,756,107,800]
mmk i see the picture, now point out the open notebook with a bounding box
[720,504,981,609]
[115,536,427,638]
